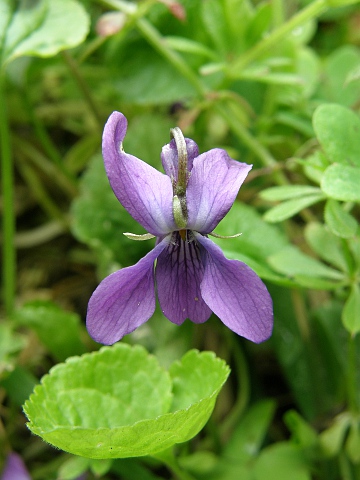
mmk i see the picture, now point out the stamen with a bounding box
[208,232,242,239]
[123,232,156,241]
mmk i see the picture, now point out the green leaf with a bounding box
[320,46,360,107]
[271,285,325,419]
[260,185,322,201]
[305,222,349,272]
[263,193,325,223]
[224,400,276,462]
[319,413,350,457]
[212,202,292,284]
[327,0,360,5]
[313,104,360,167]
[112,458,163,480]
[14,301,86,362]
[346,64,360,85]
[0,323,25,378]
[346,420,360,463]
[324,199,358,238]
[342,284,360,335]
[89,459,113,477]
[1,365,37,406]
[245,2,271,46]
[200,0,255,59]
[165,36,218,60]
[254,443,311,480]
[1,0,90,68]
[312,301,348,408]
[284,411,318,448]
[213,202,288,261]
[57,457,90,480]
[240,68,304,86]
[24,345,229,459]
[204,400,276,480]
[112,46,198,105]
[302,151,329,185]
[268,245,344,281]
[321,164,360,202]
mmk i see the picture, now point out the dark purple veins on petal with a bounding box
[156,232,212,325]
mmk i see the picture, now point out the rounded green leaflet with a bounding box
[23,344,230,459]
[313,104,360,167]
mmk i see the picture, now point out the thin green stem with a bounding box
[0,71,16,315]
[272,0,285,27]
[339,451,353,480]
[15,136,78,198]
[220,331,250,437]
[135,17,207,97]
[230,0,328,74]
[100,0,206,95]
[22,88,63,165]
[61,51,103,128]
[347,332,358,413]
[216,102,288,185]
[17,158,69,226]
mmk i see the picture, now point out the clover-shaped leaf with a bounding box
[24,344,229,459]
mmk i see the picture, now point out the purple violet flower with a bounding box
[86,112,273,344]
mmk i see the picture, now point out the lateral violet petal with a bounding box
[86,238,170,344]
[186,149,252,233]
[1,453,31,480]
[161,137,199,180]
[196,234,273,343]
[156,232,212,325]
[103,111,176,236]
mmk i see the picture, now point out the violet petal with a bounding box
[87,238,170,344]
[196,234,273,343]
[156,232,212,325]
[103,112,176,236]
[161,137,199,180]
[1,453,31,480]
[186,149,252,233]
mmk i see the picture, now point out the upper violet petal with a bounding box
[103,112,176,236]
[86,238,170,344]
[156,232,212,325]
[161,138,199,180]
[196,234,273,343]
[1,453,31,480]
[186,149,252,233]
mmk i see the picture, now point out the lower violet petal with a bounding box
[86,238,170,344]
[156,232,212,325]
[196,234,273,343]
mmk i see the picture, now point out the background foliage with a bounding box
[1,0,360,478]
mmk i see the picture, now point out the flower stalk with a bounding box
[0,71,15,315]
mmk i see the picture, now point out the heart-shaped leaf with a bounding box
[24,344,229,459]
